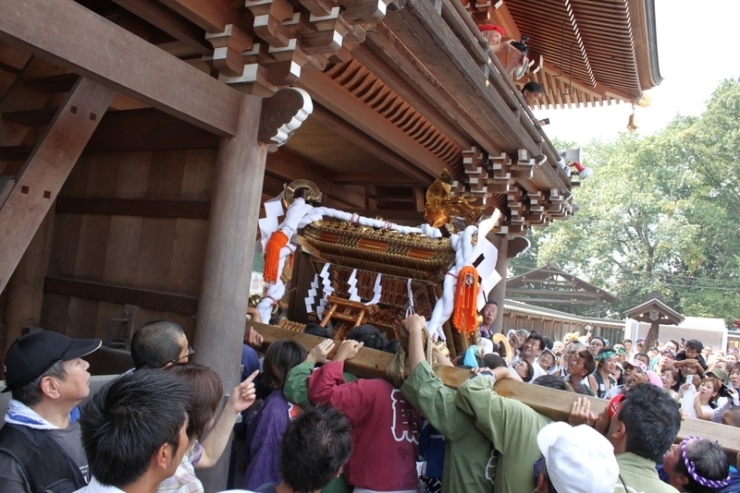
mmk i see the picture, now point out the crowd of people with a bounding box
[0,308,738,493]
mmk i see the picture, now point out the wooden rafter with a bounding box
[0,0,243,136]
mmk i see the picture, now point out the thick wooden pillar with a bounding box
[192,93,266,490]
[488,234,509,334]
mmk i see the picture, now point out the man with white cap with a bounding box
[0,331,102,492]
[535,421,619,493]
[570,384,681,492]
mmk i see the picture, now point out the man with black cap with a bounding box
[0,331,101,492]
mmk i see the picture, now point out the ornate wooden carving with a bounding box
[449,145,578,236]
[258,87,313,151]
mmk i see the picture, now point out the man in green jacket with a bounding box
[570,383,682,493]
[401,314,498,493]
[403,314,571,493]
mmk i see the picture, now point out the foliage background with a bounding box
[512,79,740,324]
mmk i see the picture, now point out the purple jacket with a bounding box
[241,389,299,490]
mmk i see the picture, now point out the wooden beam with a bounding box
[158,0,250,33]
[43,276,198,314]
[56,197,210,219]
[332,172,418,186]
[251,322,740,454]
[0,0,242,136]
[267,150,366,209]
[505,289,605,299]
[299,71,450,181]
[351,43,472,150]
[23,73,79,94]
[111,0,212,55]
[0,77,115,292]
[309,103,433,185]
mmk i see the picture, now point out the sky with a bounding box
[535,0,740,146]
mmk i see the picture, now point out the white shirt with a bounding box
[75,477,125,493]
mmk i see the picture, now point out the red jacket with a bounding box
[308,361,420,491]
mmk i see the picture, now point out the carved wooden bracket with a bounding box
[258,87,313,152]
[205,24,253,77]
[209,0,385,92]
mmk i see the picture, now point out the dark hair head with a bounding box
[346,324,388,351]
[620,384,681,462]
[263,340,307,389]
[485,301,498,307]
[673,439,729,493]
[280,405,353,493]
[597,346,616,368]
[12,360,67,407]
[304,324,332,339]
[164,363,223,440]
[131,321,185,369]
[685,339,704,351]
[623,339,632,344]
[517,359,534,382]
[635,353,650,367]
[80,369,189,488]
[577,349,596,375]
[542,337,554,351]
[482,353,506,370]
[383,339,401,354]
[526,333,546,351]
[723,406,740,427]
[533,375,570,391]
[522,81,544,94]
[591,336,606,346]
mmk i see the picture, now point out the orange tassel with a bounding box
[452,265,479,336]
[264,230,289,284]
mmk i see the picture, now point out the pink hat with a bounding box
[622,359,647,373]
[645,371,662,388]
[478,24,505,36]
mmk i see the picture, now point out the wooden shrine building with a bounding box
[0,0,665,485]
[506,263,617,318]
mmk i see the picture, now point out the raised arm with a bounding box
[197,370,258,468]
[283,339,335,406]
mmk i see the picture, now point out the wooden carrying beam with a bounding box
[251,322,740,455]
[0,77,115,292]
[0,0,243,136]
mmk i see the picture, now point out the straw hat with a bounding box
[493,333,513,365]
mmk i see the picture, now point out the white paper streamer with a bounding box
[347,269,361,302]
[304,273,320,315]
[365,274,382,306]
[318,263,333,318]
[405,278,415,317]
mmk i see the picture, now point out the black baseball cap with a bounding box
[2,331,102,392]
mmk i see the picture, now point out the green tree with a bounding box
[528,79,740,322]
